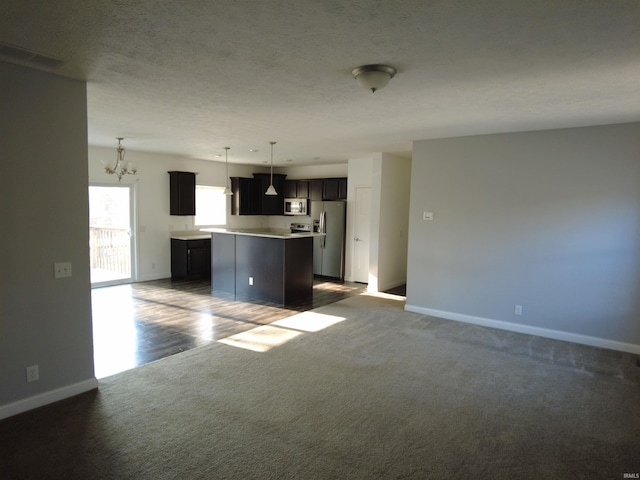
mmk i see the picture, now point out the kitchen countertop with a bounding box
[201,228,324,239]
[170,233,212,241]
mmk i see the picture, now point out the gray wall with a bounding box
[406,123,640,352]
[0,62,96,415]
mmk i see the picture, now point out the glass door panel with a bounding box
[89,184,135,286]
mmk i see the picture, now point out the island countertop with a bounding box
[201,227,324,239]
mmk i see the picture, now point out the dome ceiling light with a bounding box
[351,64,397,93]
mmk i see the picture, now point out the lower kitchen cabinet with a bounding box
[210,232,313,305]
[171,238,211,279]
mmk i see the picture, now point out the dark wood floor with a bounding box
[92,277,400,378]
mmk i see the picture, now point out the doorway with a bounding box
[89,184,136,286]
[352,186,371,283]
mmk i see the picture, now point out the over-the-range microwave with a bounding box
[284,198,309,216]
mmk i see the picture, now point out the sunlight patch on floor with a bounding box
[92,285,138,378]
[219,325,303,352]
[219,312,345,352]
[272,311,346,332]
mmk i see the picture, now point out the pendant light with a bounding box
[223,147,233,195]
[265,141,277,195]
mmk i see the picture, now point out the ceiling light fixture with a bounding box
[351,64,397,93]
[102,137,137,182]
[223,147,233,196]
[265,141,278,196]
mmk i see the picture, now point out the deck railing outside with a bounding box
[90,226,131,282]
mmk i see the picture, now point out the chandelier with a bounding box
[102,137,137,182]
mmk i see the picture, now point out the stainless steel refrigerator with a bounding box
[311,200,346,279]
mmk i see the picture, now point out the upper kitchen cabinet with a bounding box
[297,180,309,198]
[284,180,309,198]
[322,178,348,200]
[254,173,287,215]
[230,173,287,215]
[284,180,297,198]
[169,171,196,215]
[309,180,323,201]
[231,177,259,215]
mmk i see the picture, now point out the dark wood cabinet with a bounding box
[284,180,310,199]
[297,180,309,198]
[231,175,345,214]
[309,180,323,201]
[211,232,313,305]
[284,180,298,198]
[231,177,259,215]
[254,173,287,215]
[171,238,211,279]
[231,174,287,215]
[338,178,347,199]
[169,171,196,215]
[323,178,340,200]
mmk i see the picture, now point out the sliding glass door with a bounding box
[89,184,136,286]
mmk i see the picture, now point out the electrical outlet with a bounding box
[514,305,523,316]
[26,365,39,382]
[54,262,72,278]
[249,276,254,286]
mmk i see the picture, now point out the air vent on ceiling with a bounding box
[0,42,65,69]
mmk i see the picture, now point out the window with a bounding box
[194,185,227,226]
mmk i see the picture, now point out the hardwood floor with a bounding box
[91,277,373,378]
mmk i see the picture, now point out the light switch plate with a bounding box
[423,211,434,221]
[54,262,72,278]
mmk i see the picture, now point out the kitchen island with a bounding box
[202,228,322,305]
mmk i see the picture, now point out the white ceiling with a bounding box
[2,0,639,166]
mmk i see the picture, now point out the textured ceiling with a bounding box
[1,0,639,166]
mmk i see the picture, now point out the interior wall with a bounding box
[377,154,411,291]
[0,62,97,417]
[406,123,640,353]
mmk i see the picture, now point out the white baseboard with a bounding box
[0,377,98,420]
[404,304,640,355]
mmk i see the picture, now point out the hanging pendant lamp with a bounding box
[223,147,233,195]
[265,141,277,195]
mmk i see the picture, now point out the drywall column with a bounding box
[0,62,97,418]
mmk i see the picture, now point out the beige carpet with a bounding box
[1,292,639,479]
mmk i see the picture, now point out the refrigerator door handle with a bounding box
[320,211,326,249]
